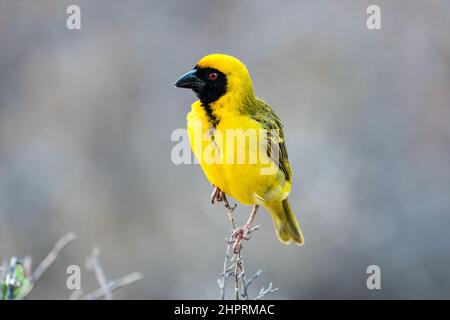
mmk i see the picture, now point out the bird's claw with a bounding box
[232,227,250,253]
[211,186,224,204]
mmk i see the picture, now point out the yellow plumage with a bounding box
[181,54,304,245]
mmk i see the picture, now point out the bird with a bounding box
[175,54,304,251]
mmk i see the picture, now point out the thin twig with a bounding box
[223,195,238,230]
[238,257,247,299]
[238,225,259,300]
[31,232,77,283]
[244,269,263,293]
[222,195,241,300]
[218,235,233,300]
[81,272,142,300]
[255,282,279,300]
[233,252,240,300]
[86,246,112,300]
[216,192,274,300]
[1,232,141,300]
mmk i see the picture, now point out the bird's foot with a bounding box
[232,226,250,253]
[211,185,224,204]
[231,205,260,253]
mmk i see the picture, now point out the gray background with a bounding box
[0,0,449,299]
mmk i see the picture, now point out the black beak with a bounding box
[174,70,206,89]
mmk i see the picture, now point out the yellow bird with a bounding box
[175,54,304,250]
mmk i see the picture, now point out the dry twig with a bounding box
[217,234,234,300]
[86,246,112,300]
[216,193,278,300]
[255,282,279,300]
[1,232,141,300]
[81,272,142,300]
[31,232,77,283]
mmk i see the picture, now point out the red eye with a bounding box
[208,72,218,80]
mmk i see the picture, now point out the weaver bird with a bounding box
[175,54,304,251]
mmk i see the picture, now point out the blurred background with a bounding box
[0,0,449,299]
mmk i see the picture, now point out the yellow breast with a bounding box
[187,101,290,205]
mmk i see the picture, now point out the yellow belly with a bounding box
[187,102,290,205]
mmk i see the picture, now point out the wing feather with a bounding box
[250,99,292,182]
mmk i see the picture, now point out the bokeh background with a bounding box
[0,0,449,299]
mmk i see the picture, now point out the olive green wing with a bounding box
[251,99,292,182]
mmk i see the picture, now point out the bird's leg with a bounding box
[211,185,224,204]
[232,205,259,253]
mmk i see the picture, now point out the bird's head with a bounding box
[175,54,254,105]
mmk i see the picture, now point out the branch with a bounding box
[239,226,259,299]
[218,235,234,300]
[242,269,263,298]
[216,193,277,300]
[222,195,238,230]
[31,232,77,283]
[255,282,279,300]
[1,232,141,300]
[81,272,142,300]
[85,246,112,300]
[217,194,256,300]
[222,195,241,300]
[233,250,241,300]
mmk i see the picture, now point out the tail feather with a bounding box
[266,199,304,245]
